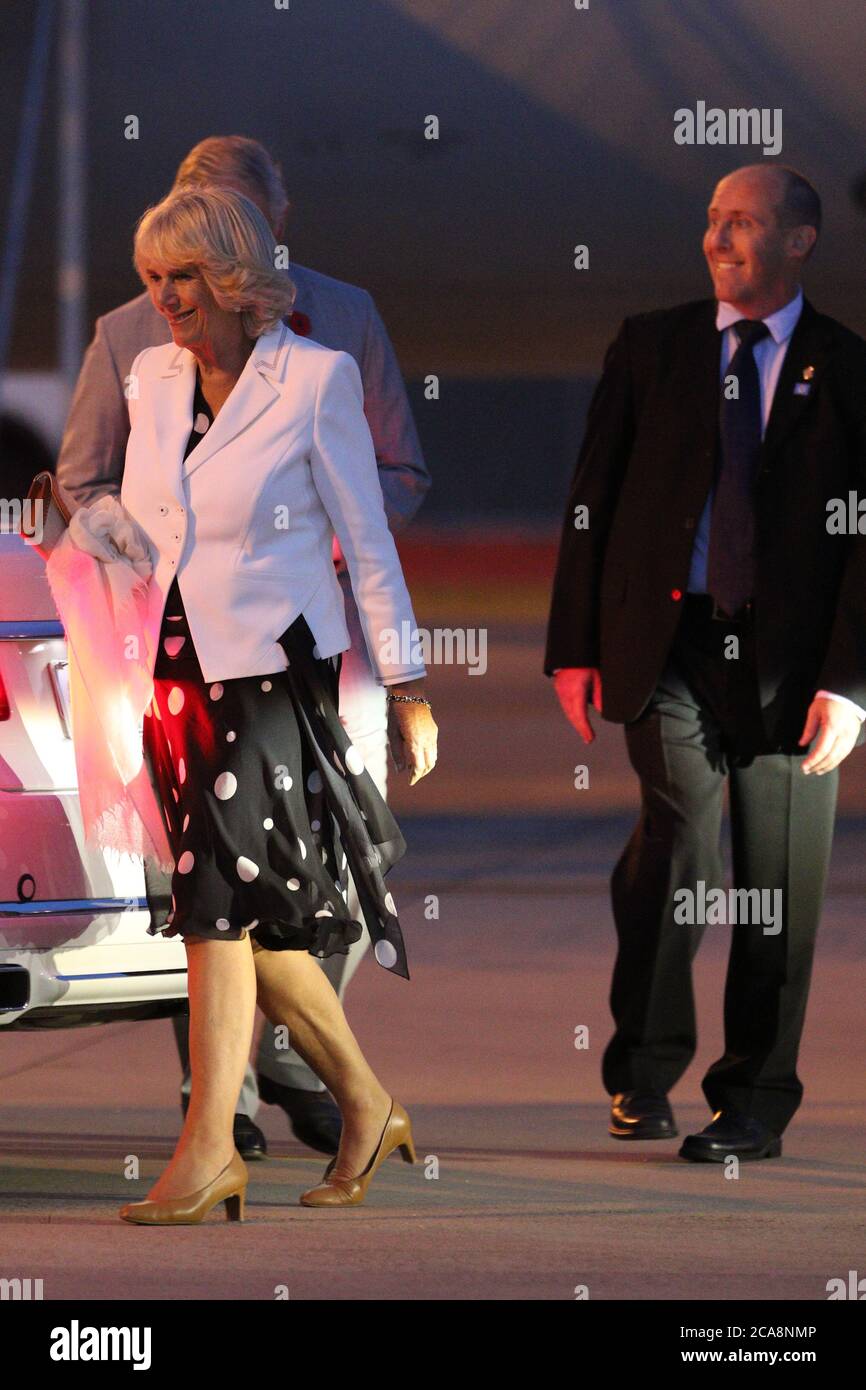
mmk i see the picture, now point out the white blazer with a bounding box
[121,323,427,686]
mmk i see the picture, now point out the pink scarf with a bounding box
[44,529,175,872]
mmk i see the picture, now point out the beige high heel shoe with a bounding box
[118,1149,248,1225]
[299,1099,416,1207]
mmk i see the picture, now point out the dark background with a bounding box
[2,0,866,521]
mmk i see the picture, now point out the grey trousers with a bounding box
[601,598,839,1134]
[170,587,389,1116]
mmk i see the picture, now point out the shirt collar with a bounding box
[715,286,804,345]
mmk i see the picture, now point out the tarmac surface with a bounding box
[2,537,865,1301]
[2,815,865,1301]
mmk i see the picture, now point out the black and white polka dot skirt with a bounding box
[141,578,410,979]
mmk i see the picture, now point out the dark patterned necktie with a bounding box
[706,318,771,615]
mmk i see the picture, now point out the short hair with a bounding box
[775,166,822,237]
[172,135,289,234]
[133,186,295,339]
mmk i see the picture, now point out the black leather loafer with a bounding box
[257,1073,342,1155]
[233,1112,268,1161]
[180,1095,268,1160]
[609,1090,677,1140]
[679,1109,782,1162]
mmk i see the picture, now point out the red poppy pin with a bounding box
[289,310,312,336]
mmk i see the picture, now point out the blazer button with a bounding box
[670,588,683,601]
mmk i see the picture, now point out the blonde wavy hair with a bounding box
[133,186,295,339]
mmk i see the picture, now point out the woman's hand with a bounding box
[386,680,438,785]
[69,495,153,579]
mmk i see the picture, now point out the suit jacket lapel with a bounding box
[686,300,723,444]
[762,298,829,460]
[669,301,722,501]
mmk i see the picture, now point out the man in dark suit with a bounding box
[545,164,866,1160]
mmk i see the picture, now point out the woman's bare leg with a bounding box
[250,939,391,1179]
[146,933,257,1201]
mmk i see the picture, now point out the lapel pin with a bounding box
[794,364,815,395]
[289,310,312,336]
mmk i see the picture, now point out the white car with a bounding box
[0,530,186,1030]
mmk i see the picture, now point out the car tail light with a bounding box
[0,669,9,721]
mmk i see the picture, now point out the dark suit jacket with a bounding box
[544,297,866,747]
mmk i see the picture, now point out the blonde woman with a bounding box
[113,187,437,1223]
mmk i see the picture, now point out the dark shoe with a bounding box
[233,1113,268,1161]
[679,1109,782,1163]
[609,1090,677,1140]
[179,1095,268,1161]
[257,1073,342,1155]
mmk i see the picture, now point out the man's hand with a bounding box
[553,667,603,743]
[799,696,862,774]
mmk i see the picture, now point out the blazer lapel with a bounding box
[670,301,722,498]
[153,346,196,502]
[762,299,829,461]
[181,323,296,480]
[686,300,723,442]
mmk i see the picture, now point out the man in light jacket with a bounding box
[57,135,430,1159]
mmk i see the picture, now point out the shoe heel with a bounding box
[399,1132,417,1164]
[224,1189,246,1222]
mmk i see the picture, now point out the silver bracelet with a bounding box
[386,692,431,708]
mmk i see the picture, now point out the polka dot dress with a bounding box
[140,371,410,978]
